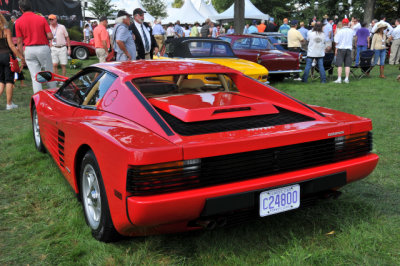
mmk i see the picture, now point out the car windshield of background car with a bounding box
[187,42,235,57]
[132,74,237,98]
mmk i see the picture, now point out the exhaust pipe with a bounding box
[195,219,217,230]
[323,190,342,199]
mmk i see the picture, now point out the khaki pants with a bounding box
[96,48,107,63]
[144,53,151,60]
[154,35,164,51]
[389,39,400,65]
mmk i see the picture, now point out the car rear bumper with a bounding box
[121,153,378,235]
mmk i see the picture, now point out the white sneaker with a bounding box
[293,78,302,81]
[6,103,18,110]
[333,79,342,84]
[344,78,349,84]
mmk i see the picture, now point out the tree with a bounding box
[142,0,167,18]
[172,0,184,8]
[87,0,116,19]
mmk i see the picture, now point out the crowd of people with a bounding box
[1,0,400,111]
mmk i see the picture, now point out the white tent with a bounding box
[191,0,218,18]
[163,0,206,24]
[113,0,155,23]
[211,0,269,21]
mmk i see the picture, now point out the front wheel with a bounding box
[80,150,119,242]
[32,105,46,153]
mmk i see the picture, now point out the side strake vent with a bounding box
[58,130,65,168]
[156,106,314,136]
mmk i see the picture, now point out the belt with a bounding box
[26,44,47,46]
[53,45,66,48]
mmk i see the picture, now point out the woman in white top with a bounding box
[302,22,327,83]
[166,23,175,40]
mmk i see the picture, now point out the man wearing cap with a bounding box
[130,8,158,59]
[248,20,258,34]
[287,20,304,53]
[15,0,56,93]
[333,18,353,83]
[265,18,276,32]
[93,16,110,63]
[48,14,71,77]
[114,10,136,61]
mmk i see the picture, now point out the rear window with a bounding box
[187,42,235,57]
[132,73,238,98]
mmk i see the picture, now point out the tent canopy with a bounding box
[211,0,269,21]
[163,0,205,24]
[191,0,218,18]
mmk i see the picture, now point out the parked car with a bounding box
[220,34,302,81]
[31,60,378,242]
[253,32,307,63]
[157,37,268,83]
[12,38,95,60]
[70,40,96,60]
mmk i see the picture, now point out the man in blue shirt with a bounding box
[174,20,184,38]
[113,10,136,61]
[248,20,258,34]
[152,18,165,51]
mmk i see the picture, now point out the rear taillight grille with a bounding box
[127,132,372,196]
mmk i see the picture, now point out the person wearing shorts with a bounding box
[49,14,71,77]
[333,18,353,83]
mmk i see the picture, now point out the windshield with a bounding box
[132,73,238,98]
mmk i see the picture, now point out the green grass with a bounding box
[1,59,400,265]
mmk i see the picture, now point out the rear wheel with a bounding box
[80,150,119,242]
[73,46,89,60]
[32,105,46,153]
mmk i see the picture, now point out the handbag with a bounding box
[106,25,121,62]
[9,54,20,73]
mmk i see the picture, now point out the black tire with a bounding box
[32,105,46,153]
[73,46,89,60]
[80,150,119,242]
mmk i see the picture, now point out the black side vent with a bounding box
[156,106,314,136]
[58,130,65,168]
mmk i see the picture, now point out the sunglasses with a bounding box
[49,19,54,21]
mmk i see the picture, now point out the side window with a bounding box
[58,71,101,105]
[83,73,117,106]
[232,38,251,49]
[251,38,269,49]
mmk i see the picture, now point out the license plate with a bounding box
[259,184,300,217]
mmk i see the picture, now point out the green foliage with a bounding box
[69,59,83,69]
[212,0,233,13]
[1,57,400,264]
[142,0,167,18]
[87,0,116,20]
[67,26,83,42]
[172,0,184,8]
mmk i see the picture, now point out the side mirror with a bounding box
[36,71,53,83]
[35,71,69,83]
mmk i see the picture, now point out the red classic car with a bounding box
[220,34,302,81]
[12,38,95,60]
[31,60,378,242]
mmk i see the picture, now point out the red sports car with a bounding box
[220,34,302,81]
[70,40,96,60]
[31,60,378,242]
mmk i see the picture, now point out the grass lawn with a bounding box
[1,58,399,265]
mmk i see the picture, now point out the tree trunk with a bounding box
[363,0,376,24]
[234,0,245,35]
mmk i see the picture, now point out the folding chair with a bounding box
[311,52,335,81]
[350,50,375,79]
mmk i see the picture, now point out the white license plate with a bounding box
[259,184,300,217]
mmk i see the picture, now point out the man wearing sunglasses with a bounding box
[48,14,71,77]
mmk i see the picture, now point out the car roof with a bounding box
[94,60,241,80]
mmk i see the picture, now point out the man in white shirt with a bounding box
[323,20,333,52]
[351,17,361,60]
[389,19,400,65]
[333,18,353,83]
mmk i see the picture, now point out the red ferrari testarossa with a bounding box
[31,60,378,242]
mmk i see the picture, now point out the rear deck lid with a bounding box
[149,92,279,122]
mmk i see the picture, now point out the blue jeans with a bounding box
[302,57,326,83]
[374,49,386,66]
[355,45,367,66]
